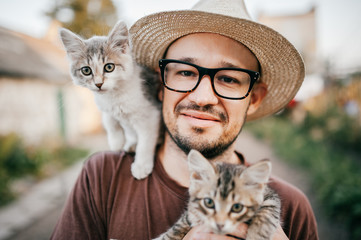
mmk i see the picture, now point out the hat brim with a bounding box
[130,10,305,121]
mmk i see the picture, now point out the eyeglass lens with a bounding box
[163,62,252,99]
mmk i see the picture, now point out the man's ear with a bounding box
[155,67,164,102]
[247,82,267,115]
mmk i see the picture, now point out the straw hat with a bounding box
[129,0,305,121]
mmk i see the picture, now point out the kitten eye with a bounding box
[231,203,244,213]
[81,66,92,76]
[203,198,215,209]
[104,63,115,73]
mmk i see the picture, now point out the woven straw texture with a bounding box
[130,10,305,121]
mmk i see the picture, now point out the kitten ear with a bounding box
[241,159,271,185]
[187,150,216,182]
[107,21,129,53]
[59,28,85,58]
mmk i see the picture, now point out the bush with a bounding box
[0,134,41,205]
[0,133,88,206]
[246,111,361,240]
[302,106,361,156]
[0,134,41,177]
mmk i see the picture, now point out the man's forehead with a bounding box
[165,33,259,71]
[165,56,248,70]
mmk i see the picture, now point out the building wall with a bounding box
[0,77,102,146]
[258,8,318,74]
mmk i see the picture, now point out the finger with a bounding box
[193,223,248,240]
[271,224,289,240]
[183,225,211,240]
[225,235,245,240]
[194,232,240,240]
[228,223,247,239]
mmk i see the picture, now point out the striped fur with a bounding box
[154,150,281,240]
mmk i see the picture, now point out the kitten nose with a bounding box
[95,83,103,89]
[216,224,224,231]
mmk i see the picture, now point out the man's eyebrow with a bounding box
[219,60,239,68]
[177,57,197,64]
[173,58,242,69]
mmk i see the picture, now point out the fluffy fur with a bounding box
[59,21,160,179]
[155,150,281,240]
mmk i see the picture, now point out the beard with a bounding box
[163,103,246,159]
[166,127,240,159]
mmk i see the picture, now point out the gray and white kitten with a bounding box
[59,21,160,179]
[155,150,281,240]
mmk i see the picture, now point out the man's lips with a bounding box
[181,110,220,121]
[179,110,221,128]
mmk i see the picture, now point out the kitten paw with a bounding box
[123,142,137,152]
[131,161,154,180]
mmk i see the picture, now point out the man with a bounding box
[51,0,318,239]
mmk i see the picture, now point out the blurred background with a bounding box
[0,0,360,239]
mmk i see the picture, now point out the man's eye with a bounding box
[81,66,92,76]
[104,63,115,72]
[219,76,239,84]
[179,71,196,77]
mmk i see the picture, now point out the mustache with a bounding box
[175,103,227,122]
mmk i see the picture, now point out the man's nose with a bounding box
[187,75,219,106]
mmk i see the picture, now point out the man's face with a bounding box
[160,33,261,158]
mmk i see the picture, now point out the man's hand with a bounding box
[271,224,289,240]
[182,223,247,240]
[183,223,288,240]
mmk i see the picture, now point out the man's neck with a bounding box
[158,136,190,187]
[157,134,241,188]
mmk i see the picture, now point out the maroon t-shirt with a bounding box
[51,151,318,240]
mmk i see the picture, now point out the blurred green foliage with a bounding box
[47,0,119,37]
[246,106,361,239]
[303,107,361,155]
[0,133,88,206]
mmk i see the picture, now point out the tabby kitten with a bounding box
[59,21,160,179]
[155,150,281,240]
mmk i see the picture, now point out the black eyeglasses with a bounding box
[159,59,260,100]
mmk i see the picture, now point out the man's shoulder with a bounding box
[269,176,310,205]
[269,176,319,240]
[85,150,133,166]
[268,176,314,216]
[82,151,134,182]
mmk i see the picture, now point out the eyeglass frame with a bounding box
[158,59,261,100]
